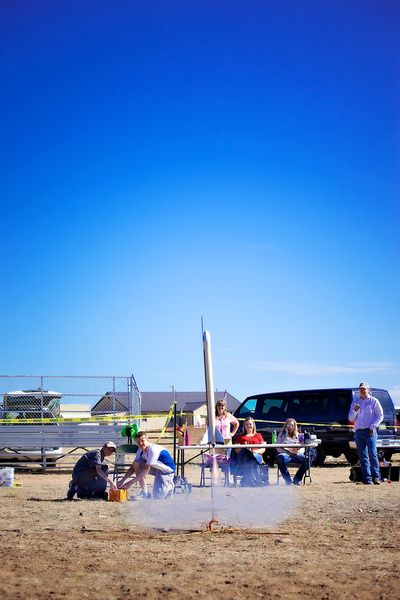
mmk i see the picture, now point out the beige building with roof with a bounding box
[91,390,240,432]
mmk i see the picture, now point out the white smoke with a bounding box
[123,485,297,531]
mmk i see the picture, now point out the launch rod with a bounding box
[203,330,216,445]
[203,330,218,525]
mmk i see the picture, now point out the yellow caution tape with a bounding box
[156,403,175,444]
[0,413,165,425]
[1,411,396,432]
[235,417,397,430]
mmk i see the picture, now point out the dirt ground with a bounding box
[1,457,399,600]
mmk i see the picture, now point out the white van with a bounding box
[0,390,63,463]
[3,389,62,415]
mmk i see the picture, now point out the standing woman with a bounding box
[215,399,239,443]
[276,418,307,486]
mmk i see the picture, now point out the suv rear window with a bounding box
[259,392,332,423]
[235,389,356,425]
[368,390,395,415]
[236,398,257,418]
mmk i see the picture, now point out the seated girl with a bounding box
[276,418,307,486]
[231,417,268,486]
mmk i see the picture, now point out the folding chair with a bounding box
[113,444,138,481]
[275,448,313,485]
[173,474,192,494]
[199,452,230,487]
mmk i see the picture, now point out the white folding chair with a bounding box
[113,444,138,481]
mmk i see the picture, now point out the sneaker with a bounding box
[134,491,152,500]
[362,481,373,485]
[292,480,302,486]
[66,480,77,501]
[373,479,381,485]
[167,480,176,497]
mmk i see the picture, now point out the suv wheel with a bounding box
[383,450,393,461]
[344,450,359,465]
[313,445,326,466]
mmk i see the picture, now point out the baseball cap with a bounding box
[359,382,369,390]
[103,441,117,451]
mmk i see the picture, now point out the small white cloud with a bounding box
[248,361,393,377]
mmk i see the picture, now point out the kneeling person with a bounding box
[67,441,117,500]
[118,431,175,499]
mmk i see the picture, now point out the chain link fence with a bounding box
[0,374,141,420]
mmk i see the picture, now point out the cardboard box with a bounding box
[109,489,127,502]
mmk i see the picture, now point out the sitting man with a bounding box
[118,431,175,499]
[276,418,307,486]
[67,441,118,500]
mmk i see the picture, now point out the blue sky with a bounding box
[1,1,399,404]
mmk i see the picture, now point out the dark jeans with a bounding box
[74,465,108,499]
[230,448,256,476]
[230,449,269,486]
[276,452,307,484]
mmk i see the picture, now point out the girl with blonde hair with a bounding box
[276,418,307,486]
[231,416,268,486]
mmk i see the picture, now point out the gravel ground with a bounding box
[0,458,399,600]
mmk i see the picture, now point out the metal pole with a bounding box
[203,331,216,444]
[131,373,142,429]
[40,376,44,418]
[127,376,132,415]
[203,330,218,528]
[172,387,177,467]
[112,377,116,416]
[40,421,47,471]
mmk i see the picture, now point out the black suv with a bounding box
[233,387,398,465]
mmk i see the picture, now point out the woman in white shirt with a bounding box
[276,418,307,486]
